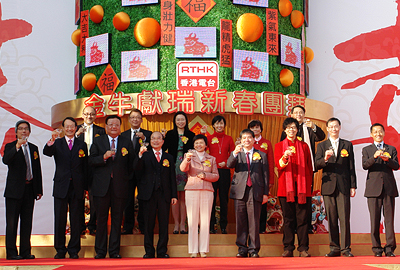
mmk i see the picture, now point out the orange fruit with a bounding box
[279,0,293,17]
[82,73,97,91]
[291,10,304,28]
[280,69,294,87]
[134,18,161,47]
[304,47,314,63]
[90,5,104,24]
[113,12,130,31]
[236,13,263,43]
[71,29,81,46]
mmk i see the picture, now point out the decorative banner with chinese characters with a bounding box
[176,0,216,23]
[266,8,278,56]
[74,62,81,95]
[176,61,219,91]
[160,0,175,45]
[300,25,305,96]
[97,64,120,95]
[175,27,216,58]
[79,91,307,117]
[79,10,88,56]
[122,0,158,6]
[220,19,232,68]
[85,33,109,68]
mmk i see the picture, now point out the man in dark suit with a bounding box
[43,117,88,259]
[227,129,269,258]
[362,123,399,257]
[89,115,135,259]
[75,106,105,235]
[120,108,151,235]
[135,131,177,258]
[3,120,43,260]
[315,117,357,257]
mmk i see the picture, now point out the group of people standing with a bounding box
[3,105,398,260]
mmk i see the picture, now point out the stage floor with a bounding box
[0,256,400,270]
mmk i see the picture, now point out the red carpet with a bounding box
[0,257,399,270]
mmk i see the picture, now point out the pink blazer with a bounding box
[180,151,219,191]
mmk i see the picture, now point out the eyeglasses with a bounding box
[129,117,142,120]
[107,124,120,128]
[17,127,29,131]
[286,126,297,130]
[83,113,96,117]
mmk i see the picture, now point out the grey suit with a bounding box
[227,149,269,255]
[362,143,399,254]
[315,139,356,253]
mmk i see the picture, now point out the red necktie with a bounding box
[156,151,161,162]
[246,152,252,187]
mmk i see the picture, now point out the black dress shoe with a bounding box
[121,229,133,235]
[23,254,35,259]
[80,230,86,235]
[157,254,170,258]
[299,250,311,257]
[249,252,259,258]
[282,250,293,257]
[210,229,217,234]
[7,255,23,260]
[180,230,188,234]
[94,254,105,259]
[385,252,396,257]
[221,229,227,234]
[54,253,66,259]
[325,251,340,257]
[236,251,248,258]
[69,254,79,259]
[342,251,354,257]
[374,252,383,257]
[110,254,122,259]
[172,230,179,234]
[143,254,155,258]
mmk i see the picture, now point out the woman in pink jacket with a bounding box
[180,134,219,258]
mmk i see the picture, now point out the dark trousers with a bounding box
[143,189,170,256]
[123,177,144,233]
[367,188,396,254]
[279,196,311,252]
[234,186,262,254]
[259,203,268,233]
[324,189,351,252]
[94,181,126,256]
[5,183,34,258]
[210,168,231,230]
[86,191,97,230]
[54,183,82,255]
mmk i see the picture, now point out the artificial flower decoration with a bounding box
[34,151,38,160]
[253,152,261,161]
[163,159,170,167]
[121,147,128,156]
[340,149,349,157]
[139,138,143,145]
[297,136,302,141]
[383,152,391,158]
[211,137,219,144]
[203,160,211,167]
[95,134,100,137]
[79,149,85,158]
[261,143,268,150]
[181,136,188,144]
[289,146,296,153]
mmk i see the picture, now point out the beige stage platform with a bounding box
[0,227,395,258]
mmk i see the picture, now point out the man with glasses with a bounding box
[89,115,135,259]
[3,120,43,260]
[121,108,152,235]
[315,117,356,257]
[362,123,399,257]
[76,106,105,235]
[44,117,88,259]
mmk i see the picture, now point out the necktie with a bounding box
[246,152,252,187]
[85,125,90,145]
[334,141,338,157]
[111,139,116,160]
[156,151,161,162]
[68,139,73,150]
[23,144,33,181]
[132,130,138,150]
[378,143,383,150]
